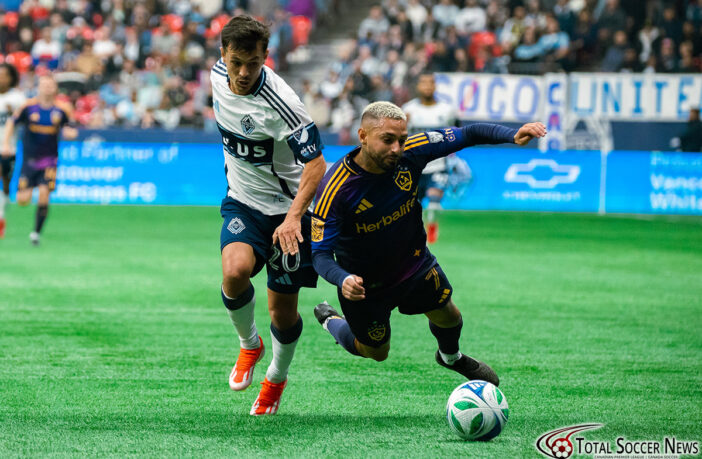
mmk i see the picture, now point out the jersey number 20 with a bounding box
[268,246,300,272]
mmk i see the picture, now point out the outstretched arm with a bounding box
[462,122,547,146]
[513,122,547,145]
[404,122,548,166]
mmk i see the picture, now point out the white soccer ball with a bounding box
[446,380,509,441]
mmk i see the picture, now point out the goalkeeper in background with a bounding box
[402,72,470,244]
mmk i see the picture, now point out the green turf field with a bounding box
[1,205,700,457]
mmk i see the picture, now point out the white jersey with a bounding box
[402,98,458,174]
[0,88,26,153]
[211,62,322,215]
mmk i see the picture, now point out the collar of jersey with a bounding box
[250,68,266,96]
[227,67,266,97]
[343,147,364,175]
[344,147,394,176]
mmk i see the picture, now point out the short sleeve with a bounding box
[13,105,28,124]
[280,93,323,163]
[286,122,323,163]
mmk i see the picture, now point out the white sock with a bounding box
[427,201,441,222]
[223,288,260,349]
[440,350,463,366]
[0,193,6,218]
[265,332,299,383]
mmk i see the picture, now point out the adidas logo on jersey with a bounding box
[274,274,293,286]
[355,199,373,214]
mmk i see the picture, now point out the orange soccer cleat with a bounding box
[250,377,287,416]
[228,336,265,391]
[426,221,439,244]
[0,217,5,239]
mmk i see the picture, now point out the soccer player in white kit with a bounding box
[0,63,26,238]
[212,15,326,415]
[402,72,469,244]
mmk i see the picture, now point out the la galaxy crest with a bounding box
[241,115,255,135]
[50,110,63,125]
[368,321,386,341]
[394,168,412,191]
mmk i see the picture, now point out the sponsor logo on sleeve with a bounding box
[311,217,324,242]
[427,131,445,143]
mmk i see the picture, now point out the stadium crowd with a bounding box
[0,0,338,129]
[309,0,702,141]
[0,0,700,134]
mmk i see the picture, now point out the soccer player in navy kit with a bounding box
[312,102,546,385]
[1,75,77,245]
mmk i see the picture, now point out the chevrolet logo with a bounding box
[504,159,580,189]
[355,198,373,214]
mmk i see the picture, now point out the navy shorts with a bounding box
[19,162,57,191]
[337,262,453,347]
[220,196,318,294]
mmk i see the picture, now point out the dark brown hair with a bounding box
[0,63,19,88]
[221,15,270,53]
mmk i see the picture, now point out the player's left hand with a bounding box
[273,217,304,255]
[62,126,79,140]
[514,122,547,146]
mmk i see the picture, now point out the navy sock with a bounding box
[221,283,254,310]
[35,204,49,233]
[270,315,303,344]
[326,317,360,356]
[429,319,462,354]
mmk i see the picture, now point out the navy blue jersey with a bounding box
[311,123,518,293]
[14,101,69,164]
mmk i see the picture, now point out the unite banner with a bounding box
[436,72,702,123]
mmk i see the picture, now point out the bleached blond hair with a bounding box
[361,101,407,124]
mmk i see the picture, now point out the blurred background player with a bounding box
[680,108,702,152]
[311,101,546,386]
[213,16,325,416]
[0,63,26,238]
[402,73,469,244]
[1,74,77,245]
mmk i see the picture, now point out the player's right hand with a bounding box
[342,275,365,301]
[514,122,547,145]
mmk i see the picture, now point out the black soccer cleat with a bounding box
[313,301,342,326]
[435,351,500,387]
